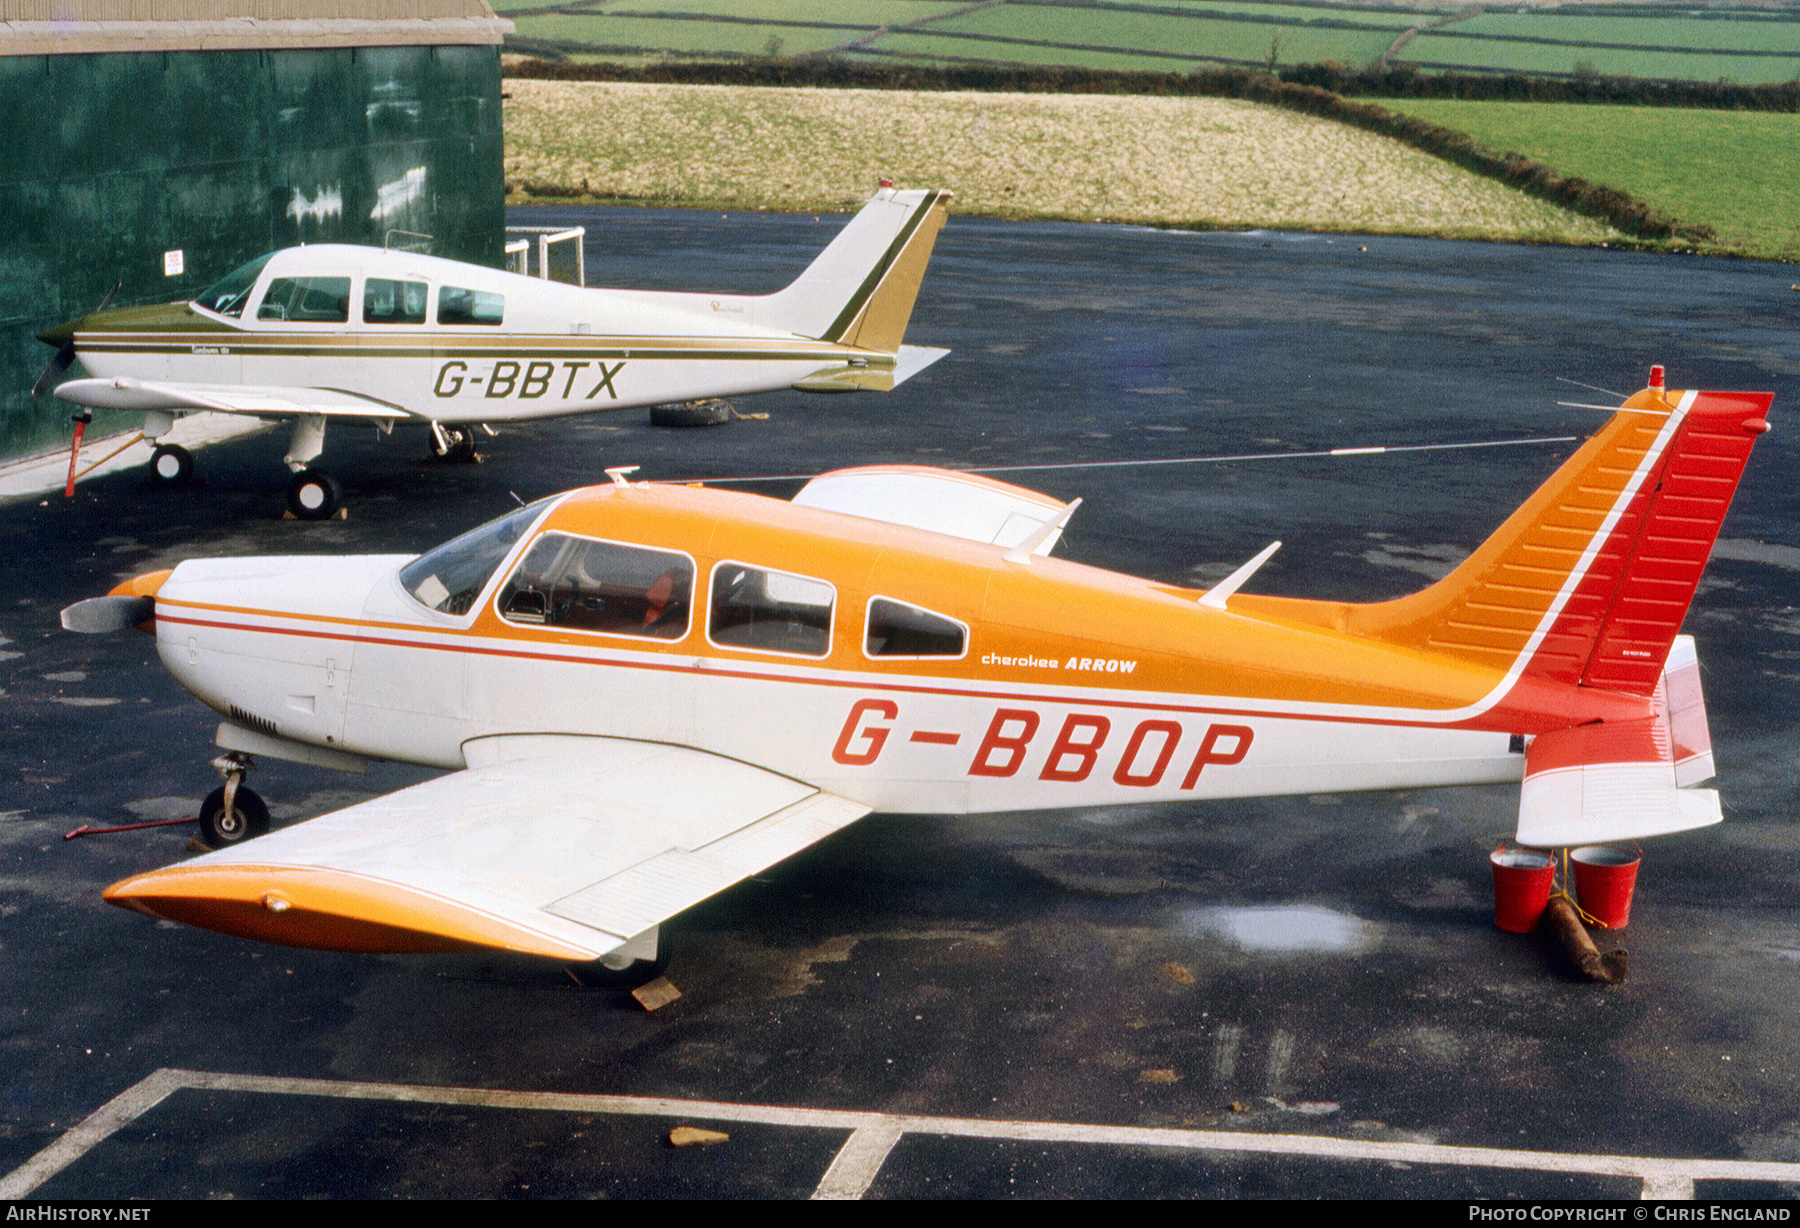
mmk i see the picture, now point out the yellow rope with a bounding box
[1554,847,1605,927]
[73,433,146,481]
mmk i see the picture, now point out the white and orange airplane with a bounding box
[63,369,1770,985]
[37,184,950,520]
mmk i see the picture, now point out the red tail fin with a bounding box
[1313,383,1773,699]
[1523,388,1769,695]
[1225,377,1771,715]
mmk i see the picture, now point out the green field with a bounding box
[1381,99,1800,258]
[497,1,1800,259]
[495,0,1800,84]
[504,80,1622,245]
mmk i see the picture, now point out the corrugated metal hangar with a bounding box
[1,0,513,460]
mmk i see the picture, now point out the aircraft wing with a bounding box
[104,735,871,962]
[54,376,409,420]
[1515,636,1720,846]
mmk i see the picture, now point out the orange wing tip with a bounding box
[104,864,598,961]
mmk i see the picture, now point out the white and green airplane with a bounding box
[38,184,951,519]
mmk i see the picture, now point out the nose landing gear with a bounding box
[197,752,270,850]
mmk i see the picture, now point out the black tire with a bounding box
[149,444,193,486]
[566,928,671,989]
[286,469,343,520]
[432,428,481,463]
[198,784,270,849]
[649,400,732,429]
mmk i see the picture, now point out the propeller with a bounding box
[60,595,154,634]
[32,278,121,396]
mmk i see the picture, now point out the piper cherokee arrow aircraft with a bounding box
[63,369,1769,986]
[36,184,950,520]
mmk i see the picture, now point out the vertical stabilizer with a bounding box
[762,186,951,352]
[1349,380,1771,695]
[1231,376,1772,702]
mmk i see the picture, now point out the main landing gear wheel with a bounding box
[149,444,193,486]
[566,926,671,989]
[198,783,270,849]
[286,468,343,520]
[429,425,482,463]
[442,431,480,463]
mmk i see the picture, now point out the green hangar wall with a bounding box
[0,2,512,461]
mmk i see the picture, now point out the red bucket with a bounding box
[1491,846,1555,933]
[1571,845,1641,930]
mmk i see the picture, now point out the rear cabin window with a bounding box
[865,598,967,659]
[364,278,428,325]
[498,533,693,641]
[708,563,834,658]
[438,285,504,326]
[257,276,350,323]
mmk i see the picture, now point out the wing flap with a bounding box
[547,792,869,939]
[105,736,869,962]
[55,376,409,419]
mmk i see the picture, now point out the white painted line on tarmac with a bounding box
[0,1067,189,1199]
[814,1121,906,1200]
[8,1067,1800,1199]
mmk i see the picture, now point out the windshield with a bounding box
[400,498,558,615]
[194,253,275,318]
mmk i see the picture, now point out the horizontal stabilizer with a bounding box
[788,346,949,394]
[1516,717,1720,846]
[1662,635,1715,788]
[894,345,949,385]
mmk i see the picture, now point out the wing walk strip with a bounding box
[10,1067,1800,1200]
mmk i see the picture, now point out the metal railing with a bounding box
[504,226,585,286]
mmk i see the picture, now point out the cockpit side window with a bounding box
[193,253,275,318]
[497,533,694,640]
[401,499,554,615]
[257,276,351,323]
[708,563,834,658]
[364,278,429,325]
[865,598,967,659]
[438,285,503,326]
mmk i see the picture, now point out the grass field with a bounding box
[1379,99,1800,258]
[493,0,1800,84]
[504,79,1620,245]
